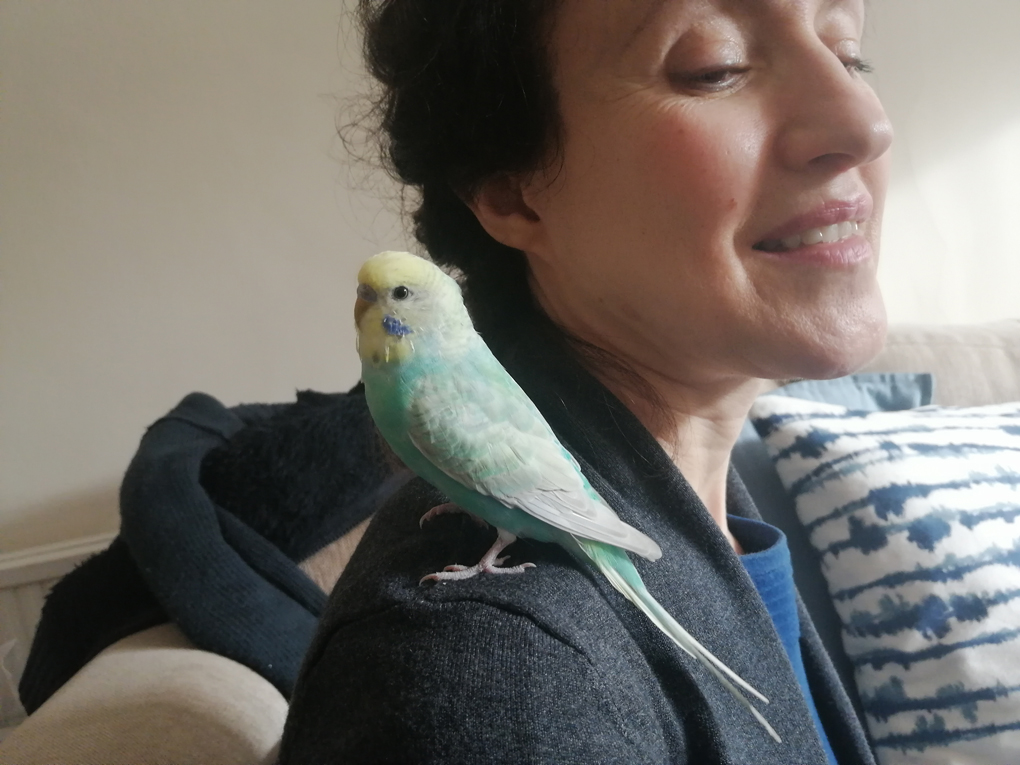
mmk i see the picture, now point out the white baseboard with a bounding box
[0,532,118,589]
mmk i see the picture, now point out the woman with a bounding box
[280,0,892,762]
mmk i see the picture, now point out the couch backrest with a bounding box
[863,319,1020,407]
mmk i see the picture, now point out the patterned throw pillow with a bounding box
[750,396,1020,765]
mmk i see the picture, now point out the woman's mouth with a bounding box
[754,220,861,253]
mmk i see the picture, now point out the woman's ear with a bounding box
[466,174,546,254]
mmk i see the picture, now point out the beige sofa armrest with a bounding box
[0,624,286,765]
[863,319,1020,406]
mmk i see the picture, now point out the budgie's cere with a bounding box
[354,250,780,743]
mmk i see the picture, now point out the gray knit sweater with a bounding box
[279,324,876,765]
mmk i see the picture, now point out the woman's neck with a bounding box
[526,275,767,552]
[595,360,768,554]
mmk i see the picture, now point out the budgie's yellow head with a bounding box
[355,251,472,365]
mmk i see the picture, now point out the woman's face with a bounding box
[518,0,893,391]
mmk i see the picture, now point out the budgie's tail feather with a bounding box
[575,537,782,744]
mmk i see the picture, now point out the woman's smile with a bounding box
[751,195,873,267]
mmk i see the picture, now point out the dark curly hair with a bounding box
[356,0,561,346]
[355,0,676,437]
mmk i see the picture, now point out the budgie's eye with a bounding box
[392,286,411,300]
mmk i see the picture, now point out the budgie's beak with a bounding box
[354,283,378,326]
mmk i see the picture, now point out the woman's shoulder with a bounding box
[280,478,673,763]
[313,476,598,654]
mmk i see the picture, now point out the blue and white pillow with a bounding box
[750,396,1020,765]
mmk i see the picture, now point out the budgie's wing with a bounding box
[407,352,661,560]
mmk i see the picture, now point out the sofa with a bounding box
[1,319,1018,765]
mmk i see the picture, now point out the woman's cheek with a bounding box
[639,113,758,245]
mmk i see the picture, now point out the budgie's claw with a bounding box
[419,529,536,585]
[420,561,536,584]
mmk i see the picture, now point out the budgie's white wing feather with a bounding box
[407,351,661,560]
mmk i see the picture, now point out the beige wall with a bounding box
[1,1,410,551]
[2,1,1018,552]
[868,0,1020,324]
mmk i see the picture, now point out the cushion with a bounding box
[750,395,1020,764]
[0,624,286,765]
[733,373,933,717]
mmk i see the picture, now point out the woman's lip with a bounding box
[755,236,873,267]
[754,196,873,245]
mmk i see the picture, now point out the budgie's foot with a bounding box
[420,529,536,585]
[419,502,488,529]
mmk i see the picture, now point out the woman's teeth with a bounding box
[756,220,860,252]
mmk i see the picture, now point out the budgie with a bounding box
[354,250,780,742]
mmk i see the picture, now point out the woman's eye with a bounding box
[671,67,748,93]
[842,56,874,76]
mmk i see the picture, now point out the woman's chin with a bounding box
[758,299,888,382]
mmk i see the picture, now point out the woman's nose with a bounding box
[775,47,894,175]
